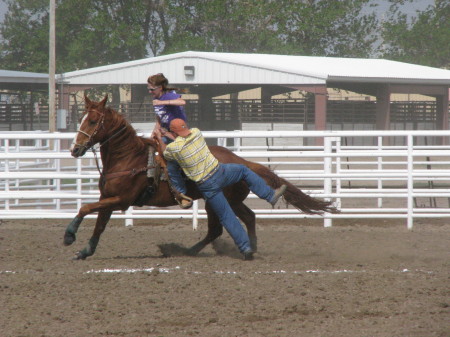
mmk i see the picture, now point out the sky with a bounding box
[0,0,6,23]
[362,0,434,20]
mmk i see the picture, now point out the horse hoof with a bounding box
[249,237,258,252]
[243,251,254,261]
[64,232,76,246]
[73,251,87,260]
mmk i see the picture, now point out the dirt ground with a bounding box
[0,217,449,337]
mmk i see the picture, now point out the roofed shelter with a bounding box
[0,69,48,92]
[0,70,49,131]
[58,51,450,134]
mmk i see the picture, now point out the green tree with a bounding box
[380,0,450,68]
[275,0,379,57]
[163,0,283,54]
[0,0,49,72]
[0,0,380,74]
[0,0,151,72]
[164,0,378,57]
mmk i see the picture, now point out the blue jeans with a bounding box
[164,136,188,195]
[167,160,187,194]
[196,163,275,253]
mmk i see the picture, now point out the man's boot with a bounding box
[176,192,193,209]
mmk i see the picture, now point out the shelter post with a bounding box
[376,84,391,130]
[197,89,215,131]
[290,84,328,145]
[376,84,391,145]
[314,85,327,145]
[435,89,449,145]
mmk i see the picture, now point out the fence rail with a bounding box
[1,130,450,229]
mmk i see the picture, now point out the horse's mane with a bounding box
[104,106,155,159]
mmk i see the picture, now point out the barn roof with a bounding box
[58,51,450,86]
[0,69,48,91]
[0,69,48,83]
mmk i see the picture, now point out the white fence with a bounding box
[1,130,450,229]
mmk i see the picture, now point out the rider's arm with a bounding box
[153,97,186,106]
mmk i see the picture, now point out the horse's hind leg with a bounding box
[187,203,223,256]
[74,210,113,260]
[233,203,257,252]
[187,202,257,255]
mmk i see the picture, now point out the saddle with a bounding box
[133,145,164,207]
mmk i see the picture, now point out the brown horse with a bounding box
[64,95,336,260]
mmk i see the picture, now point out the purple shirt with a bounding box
[154,91,187,130]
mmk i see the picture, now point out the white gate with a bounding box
[1,130,450,229]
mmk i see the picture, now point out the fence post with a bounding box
[407,134,414,229]
[234,136,241,151]
[192,200,199,230]
[125,207,133,227]
[76,156,82,210]
[217,137,227,147]
[13,139,19,206]
[377,136,384,208]
[323,136,333,227]
[55,137,61,210]
[335,137,342,210]
[4,139,10,210]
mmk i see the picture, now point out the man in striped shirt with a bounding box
[156,119,286,260]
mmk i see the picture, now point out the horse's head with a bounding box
[70,95,109,158]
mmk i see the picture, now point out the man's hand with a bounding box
[153,127,162,141]
[163,130,175,140]
[152,128,163,143]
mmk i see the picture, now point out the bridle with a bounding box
[74,108,127,180]
[74,109,105,151]
[75,108,128,150]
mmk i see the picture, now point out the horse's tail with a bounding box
[245,161,338,215]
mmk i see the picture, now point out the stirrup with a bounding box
[176,193,193,209]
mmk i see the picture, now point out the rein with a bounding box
[91,124,159,181]
[98,140,167,181]
[101,164,157,181]
[76,107,159,182]
[91,125,127,180]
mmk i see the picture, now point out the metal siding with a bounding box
[59,51,450,86]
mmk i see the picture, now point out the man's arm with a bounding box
[153,128,172,160]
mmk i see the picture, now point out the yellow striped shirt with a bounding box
[163,128,219,182]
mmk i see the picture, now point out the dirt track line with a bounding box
[84,267,435,275]
[0,267,435,275]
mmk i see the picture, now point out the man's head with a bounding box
[170,119,190,137]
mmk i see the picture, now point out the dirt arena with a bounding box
[1,217,449,337]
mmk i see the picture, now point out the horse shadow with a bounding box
[99,238,242,260]
[158,238,241,259]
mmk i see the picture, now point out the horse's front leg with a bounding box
[74,209,112,260]
[63,196,122,258]
[63,216,83,246]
